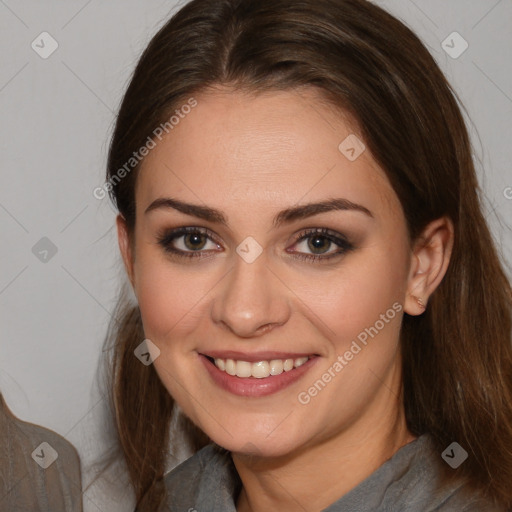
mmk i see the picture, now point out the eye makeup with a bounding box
[155,226,356,263]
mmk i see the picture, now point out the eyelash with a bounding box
[156,226,355,263]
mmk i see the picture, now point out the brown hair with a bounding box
[101,0,512,509]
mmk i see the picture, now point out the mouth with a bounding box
[206,355,311,378]
[199,352,319,397]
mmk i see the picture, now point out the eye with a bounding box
[157,227,222,259]
[156,226,354,263]
[288,228,355,262]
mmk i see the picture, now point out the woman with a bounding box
[102,0,512,510]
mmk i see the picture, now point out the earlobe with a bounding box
[404,216,454,316]
[116,214,135,288]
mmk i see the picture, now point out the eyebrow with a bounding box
[145,197,373,227]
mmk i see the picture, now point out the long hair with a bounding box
[102,0,512,508]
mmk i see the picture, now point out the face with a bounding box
[119,87,419,457]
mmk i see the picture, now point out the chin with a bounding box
[207,427,306,459]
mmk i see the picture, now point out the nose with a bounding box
[210,250,291,338]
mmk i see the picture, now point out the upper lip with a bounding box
[200,350,317,362]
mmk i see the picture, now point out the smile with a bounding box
[212,357,310,378]
[200,353,318,397]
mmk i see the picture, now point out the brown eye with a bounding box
[183,232,208,251]
[306,235,333,254]
[157,227,222,259]
[289,228,355,263]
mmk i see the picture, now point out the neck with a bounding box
[233,389,415,512]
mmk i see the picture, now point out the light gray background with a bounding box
[1,1,511,510]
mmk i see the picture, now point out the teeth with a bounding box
[269,359,283,375]
[225,359,236,376]
[212,356,310,378]
[251,361,270,378]
[235,361,252,378]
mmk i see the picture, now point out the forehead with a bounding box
[136,86,402,223]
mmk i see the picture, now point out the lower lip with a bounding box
[199,354,318,397]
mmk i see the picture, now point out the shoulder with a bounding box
[0,394,83,511]
[328,434,507,512]
[2,398,82,475]
[12,416,81,468]
[385,434,507,512]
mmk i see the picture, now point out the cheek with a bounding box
[134,250,211,341]
[295,245,408,352]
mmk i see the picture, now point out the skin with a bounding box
[117,86,454,512]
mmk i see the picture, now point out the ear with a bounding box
[404,216,454,316]
[116,214,135,288]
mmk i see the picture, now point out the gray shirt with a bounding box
[0,393,82,512]
[162,433,506,511]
